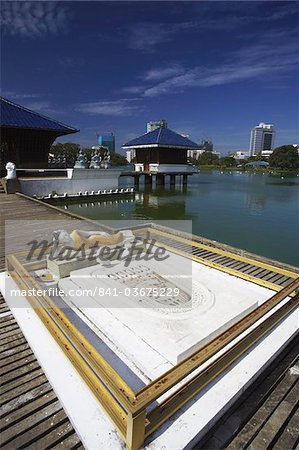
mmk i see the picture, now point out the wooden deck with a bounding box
[0,191,298,449]
[0,193,100,450]
[0,294,84,449]
[194,335,299,450]
[136,226,299,293]
[0,192,107,270]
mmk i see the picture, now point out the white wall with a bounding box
[19,169,122,197]
[155,164,195,173]
[134,164,195,173]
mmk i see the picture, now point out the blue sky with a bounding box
[1,1,298,154]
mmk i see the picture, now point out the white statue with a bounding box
[5,162,16,179]
[101,149,111,169]
[52,229,135,250]
[89,150,101,169]
[74,150,88,169]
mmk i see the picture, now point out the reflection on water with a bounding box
[245,191,267,215]
[63,197,135,211]
[56,171,299,266]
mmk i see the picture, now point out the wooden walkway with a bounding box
[0,293,84,449]
[0,192,298,449]
[137,226,299,292]
[0,192,103,270]
[0,193,97,449]
[195,335,299,450]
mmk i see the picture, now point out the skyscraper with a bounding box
[146,120,168,133]
[96,132,115,153]
[249,123,275,157]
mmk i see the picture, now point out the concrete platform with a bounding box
[57,251,272,378]
[1,192,298,450]
[1,272,297,450]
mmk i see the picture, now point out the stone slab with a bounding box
[58,251,263,372]
[47,254,99,278]
[1,272,297,450]
[47,231,146,278]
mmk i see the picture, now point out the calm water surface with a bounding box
[57,171,299,266]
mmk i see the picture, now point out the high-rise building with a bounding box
[146,120,167,133]
[198,139,213,152]
[249,123,275,157]
[96,132,115,153]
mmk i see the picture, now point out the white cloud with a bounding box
[0,1,68,38]
[144,66,185,81]
[122,86,145,95]
[121,66,185,95]
[76,99,141,116]
[22,100,61,115]
[126,4,299,52]
[127,22,195,52]
[0,92,61,114]
[0,91,42,100]
[142,36,299,97]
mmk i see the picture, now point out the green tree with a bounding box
[187,157,199,166]
[49,143,129,167]
[110,152,128,166]
[269,145,299,169]
[81,147,93,161]
[50,142,80,158]
[247,153,267,163]
[198,151,219,166]
[219,156,237,167]
[50,142,80,167]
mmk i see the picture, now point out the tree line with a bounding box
[50,143,299,170]
[191,145,299,170]
[49,142,128,167]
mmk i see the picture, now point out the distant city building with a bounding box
[198,139,213,152]
[96,132,115,153]
[249,123,275,157]
[126,149,136,163]
[188,139,215,160]
[146,120,168,133]
[231,151,250,161]
[292,144,299,154]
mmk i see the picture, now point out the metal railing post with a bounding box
[126,409,146,450]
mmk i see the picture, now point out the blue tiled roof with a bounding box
[0,97,79,134]
[123,127,200,149]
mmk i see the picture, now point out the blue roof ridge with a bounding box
[123,126,200,149]
[156,126,163,143]
[0,96,79,132]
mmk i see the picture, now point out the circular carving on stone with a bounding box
[146,279,215,319]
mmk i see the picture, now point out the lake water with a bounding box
[56,171,299,267]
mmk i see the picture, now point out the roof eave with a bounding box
[0,124,79,135]
[57,128,80,135]
[123,143,199,150]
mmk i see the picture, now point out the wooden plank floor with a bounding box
[1,192,298,449]
[0,193,97,449]
[137,228,299,293]
[0,193,106,270]
[0,293,84,449]
[194,336,299,450]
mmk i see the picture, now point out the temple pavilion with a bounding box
[0,97,79,170]
[123,126,200,174]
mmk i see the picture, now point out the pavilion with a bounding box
[0,97,79,170]
[123,126,200,174]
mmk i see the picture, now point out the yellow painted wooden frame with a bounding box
[6,226,299,450]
